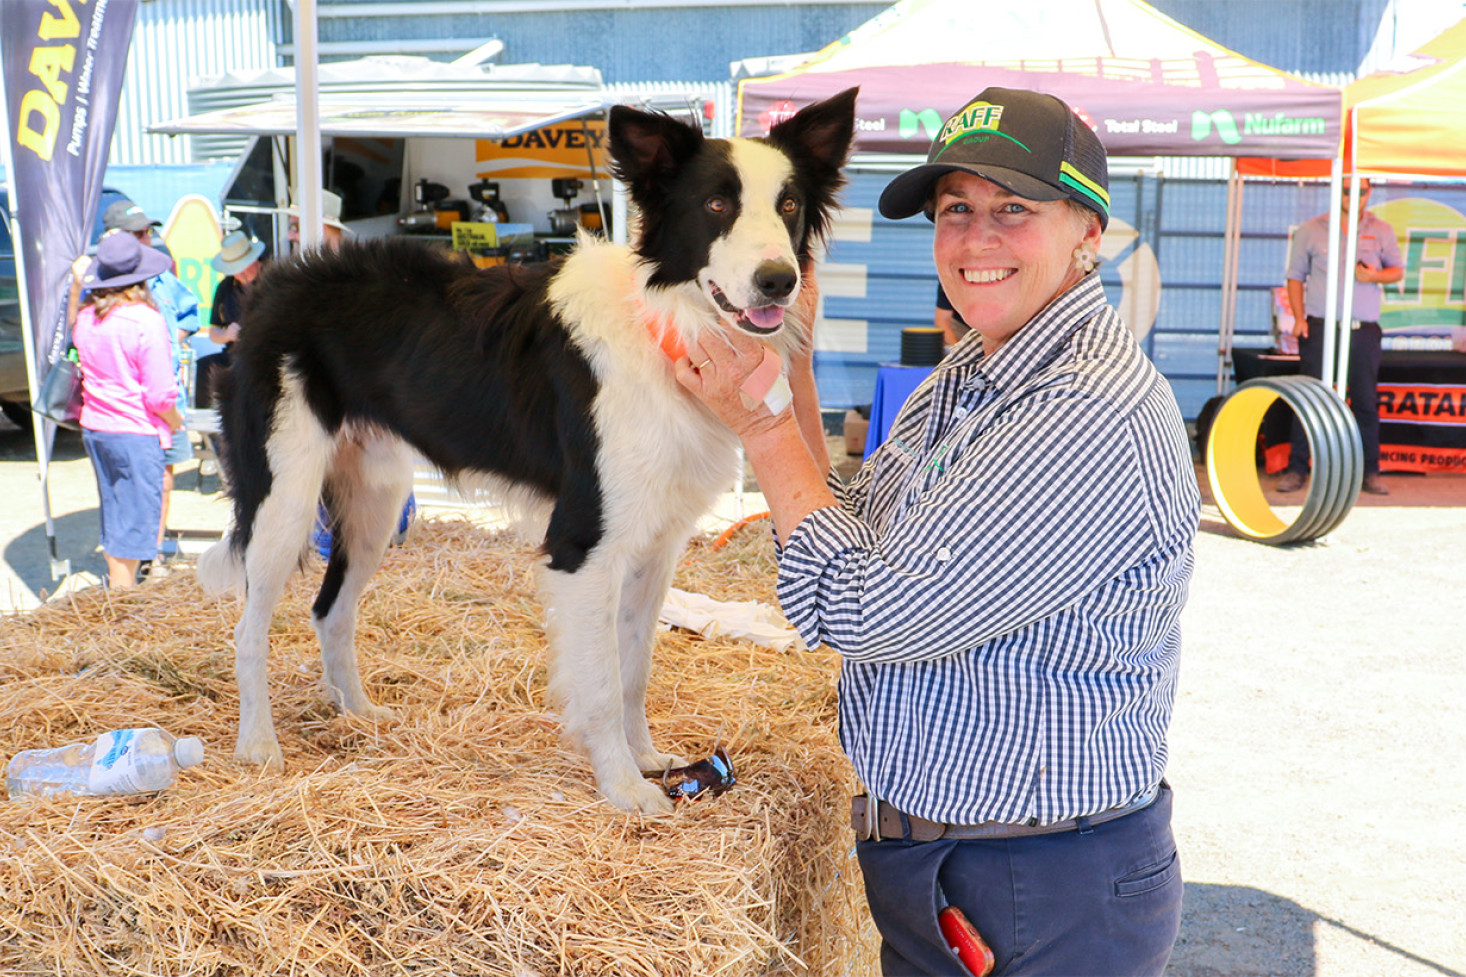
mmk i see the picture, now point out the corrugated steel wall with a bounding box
[111,0,280,165]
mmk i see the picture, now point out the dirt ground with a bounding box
[2,415,1464,976]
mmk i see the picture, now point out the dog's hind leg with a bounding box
[234,390,334,768]
[617,536,687,774]
[311,434,412,722]
[540,552,675,814]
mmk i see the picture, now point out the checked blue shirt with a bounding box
[777,274,1199,826]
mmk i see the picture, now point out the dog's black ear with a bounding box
[766,87,859,178]
[608,106,703,193]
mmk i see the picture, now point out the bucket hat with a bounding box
[211,230,266,275]
[81,232,172,290]
[287,188,350,232]
[878,87,1110,229]
[103,199,162,233]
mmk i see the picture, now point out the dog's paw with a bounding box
[234,734,285,771]
[601,772,676,815]
[636,750,689,774]
[346,702,398,724]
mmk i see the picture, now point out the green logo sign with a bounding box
[1190,109,1241,144]
[899,108,944,141]
[1191,109,1328,144]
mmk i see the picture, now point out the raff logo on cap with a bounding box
[937,102,1030,154]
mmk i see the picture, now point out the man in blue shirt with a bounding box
[1277,179,1404,496]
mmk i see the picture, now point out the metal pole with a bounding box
[1336,174,1363,392]
[1217,166,1244,396]
[293,0,324,250]
[1321,158,1344,396]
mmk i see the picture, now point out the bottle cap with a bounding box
[173,737,205,768]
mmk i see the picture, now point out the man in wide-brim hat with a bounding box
[196,230,266,409]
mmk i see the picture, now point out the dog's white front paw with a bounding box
[234,732,285,771]
[347,702,397,724]
[600,770,675,815]
[636,750,689,774]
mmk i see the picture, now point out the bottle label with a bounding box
[87,728,144,794]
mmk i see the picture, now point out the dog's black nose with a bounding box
[754,261,797,301]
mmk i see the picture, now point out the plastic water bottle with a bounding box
[6,728,205,800]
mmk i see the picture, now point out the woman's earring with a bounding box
[1073,247,1096,273]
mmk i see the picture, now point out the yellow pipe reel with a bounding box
[1205,375,1362,544]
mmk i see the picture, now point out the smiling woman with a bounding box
[677,85,1201,977]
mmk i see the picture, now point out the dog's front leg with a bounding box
[618,539,687,774]
[234,591,285,769]
[540,556,674,814]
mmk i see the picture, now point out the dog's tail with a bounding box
[196,534,246,598]
[195,355,254,599]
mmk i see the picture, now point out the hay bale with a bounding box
[0,518,878,975]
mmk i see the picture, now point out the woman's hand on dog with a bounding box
[676,330,791,441]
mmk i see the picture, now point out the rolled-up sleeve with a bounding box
[776,391,1157,663]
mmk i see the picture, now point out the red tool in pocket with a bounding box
[938,905,995,977]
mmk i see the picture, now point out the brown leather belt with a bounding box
[850,785,1160,843]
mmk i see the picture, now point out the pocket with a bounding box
[1114,849,1180,897]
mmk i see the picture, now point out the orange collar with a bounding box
[638,300,686,362]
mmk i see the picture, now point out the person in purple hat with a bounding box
[676,87,1198,975]
[71,233,184,590]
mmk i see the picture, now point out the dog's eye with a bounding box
[706,196,728,214]
[779,196,799,216]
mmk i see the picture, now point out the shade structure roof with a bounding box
[736,0,1341,159]
[1238,17,1466,178]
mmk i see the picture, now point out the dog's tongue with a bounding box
[743,305,785,329]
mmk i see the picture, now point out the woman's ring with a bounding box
[695,359,712,371]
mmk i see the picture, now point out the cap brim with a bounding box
[878,163,1066,220]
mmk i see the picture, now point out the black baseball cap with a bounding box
[103,199,161,233]
[878,87,1110,230]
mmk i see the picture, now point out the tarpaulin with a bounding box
[737,0,1342,160]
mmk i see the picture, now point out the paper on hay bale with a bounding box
[660,587,806,652]
[0,517,878,976]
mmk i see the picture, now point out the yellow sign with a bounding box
[475,120,608,180]
[451,222,500,251]
[1374,197,1466,333]
[161,195,224,312]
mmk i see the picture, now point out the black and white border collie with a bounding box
[196,89,857,813]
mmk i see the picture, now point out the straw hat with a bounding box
[211,230,266,275]
[81,232,172,289]
[287,188,350,232]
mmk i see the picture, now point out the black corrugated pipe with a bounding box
[1205,375,1363,544]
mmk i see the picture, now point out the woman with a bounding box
[194,229,264,408]
[678,88,1199,976]
[72,232,183,590]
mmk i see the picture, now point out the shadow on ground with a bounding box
[2,506,107,601]
[1170,883,1463,977]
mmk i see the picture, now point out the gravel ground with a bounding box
[3,416,1464,976]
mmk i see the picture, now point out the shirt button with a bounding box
[936,546,952,562]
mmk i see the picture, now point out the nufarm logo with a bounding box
[1191,109,1328,145]
[1190,109,1242,145]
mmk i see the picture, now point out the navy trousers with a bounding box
[1287,317,1383,475]
[856,785,1181,976]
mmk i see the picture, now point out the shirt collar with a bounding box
[938,273,1106,391]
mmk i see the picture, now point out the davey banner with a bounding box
[740,62,1342,159]
[3,0,140,388]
